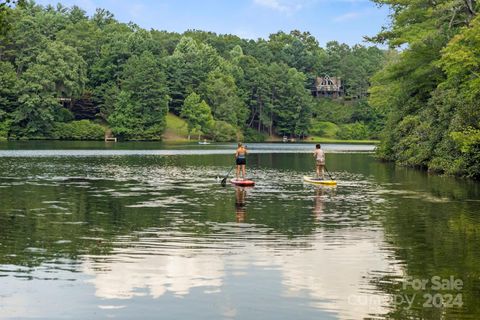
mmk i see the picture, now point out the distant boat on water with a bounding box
[198,139,210,145]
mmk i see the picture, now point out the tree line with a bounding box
[0,1,386,141]
[368,0,480,179]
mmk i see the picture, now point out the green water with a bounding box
[0,142,479,320]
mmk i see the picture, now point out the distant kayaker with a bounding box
[235,142,247,180]
[313,144,325,179]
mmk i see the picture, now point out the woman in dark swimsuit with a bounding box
[235,142,247,180]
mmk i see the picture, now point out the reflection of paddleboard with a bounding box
[230,179,255,186]
[303,176,337,186]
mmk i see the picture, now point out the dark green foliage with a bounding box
[202,69,247,126]
[450,128,480,179]
[318,41,385,98]
[312,99,353,124]
[267,31,321,76]
[55,107,74,122]
[183,30,246,59]
[337,122,370,140]
[243,128,266,142]
[180,92,214,138]
[309,121,339,138]
[108,52,168,140]
[166,36,221,114]
[0,61,18,115]
[0,1,17,36]
[53,120,105,140]
[107,91,139,138]
[0,1,387,142]
[0,119,12,139]
[210,121,237,142]
[11,40,86,138]
[311,98,384,139]
[369,0,480,179]
[351,100,385,138]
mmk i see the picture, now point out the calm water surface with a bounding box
[0,142,479,320]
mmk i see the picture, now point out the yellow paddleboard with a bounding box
[303,176,337,186]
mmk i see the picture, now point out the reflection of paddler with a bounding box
[313,187,325,219]
[235,187,247,222]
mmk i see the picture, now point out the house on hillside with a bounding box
[312,75,343,98]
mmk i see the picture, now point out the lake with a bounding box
[0,141,479,320]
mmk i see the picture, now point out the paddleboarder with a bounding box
[313,144,325,180]
[235,142,247,180]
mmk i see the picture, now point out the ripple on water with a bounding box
[4,148,469,319]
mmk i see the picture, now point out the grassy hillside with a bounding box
[161,113,378,144]
[162,113,189,141]
[306,136,379,144]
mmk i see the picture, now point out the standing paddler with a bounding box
[313,144,325,180]
[235,142,247,180]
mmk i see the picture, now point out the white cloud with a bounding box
[333,11,361,22]
[253,0,369,14]
[253,0,308,13]
[79,226,401,319]
[332,6,378,23]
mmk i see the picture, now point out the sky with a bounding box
[34,0,391,46]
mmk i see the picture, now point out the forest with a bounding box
[368,0,480,179]
[0,0,386,142]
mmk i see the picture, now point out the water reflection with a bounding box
[276,231,396,319]
[312,186,338,221]
[82,235,225,299]
[313,187,325,219]
[78,226,397,319]
[1,146,480,319]
[235,187,247,223]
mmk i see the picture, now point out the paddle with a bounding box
[221,165,235,186]
[324,165,335,181]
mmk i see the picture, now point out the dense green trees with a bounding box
[369,0,480,178]
[114,51,168,139]
[0,1,386,142]
[180,92,213,140]
[13,40,86,137]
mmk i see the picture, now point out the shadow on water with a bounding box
[0,144,479,319]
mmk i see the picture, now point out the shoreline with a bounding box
[0,138,379,145]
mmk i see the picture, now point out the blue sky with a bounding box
[35,0,390,46]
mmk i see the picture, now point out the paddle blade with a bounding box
[221,165,234,187]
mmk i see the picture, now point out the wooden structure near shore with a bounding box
[104,129,117,142]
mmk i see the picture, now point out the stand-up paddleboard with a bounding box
[303,176,337,186]
[230,178,255,187]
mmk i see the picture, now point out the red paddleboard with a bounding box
[230,178,255,186]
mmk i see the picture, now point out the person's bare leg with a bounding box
[321,166,325,179]
[236,165,240,179]
[242,165,246,179]
[316,165,320,178]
